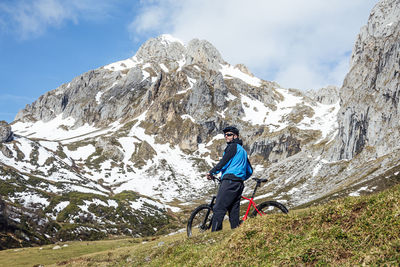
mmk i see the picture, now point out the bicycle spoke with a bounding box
[187,205,213,237]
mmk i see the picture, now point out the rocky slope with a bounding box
[1,0,400,249]
[258,0,400,208]
[333,0,400,160]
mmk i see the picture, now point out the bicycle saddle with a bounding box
[253,178,268,183]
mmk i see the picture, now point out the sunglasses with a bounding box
[224,133,234,137]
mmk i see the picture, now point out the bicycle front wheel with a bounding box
[251,201,289,217]
[187,204,213,237]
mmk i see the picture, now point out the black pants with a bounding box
[212,179,244,231]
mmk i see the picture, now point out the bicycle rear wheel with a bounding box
[251,201,289,217]
[187,204,213,237]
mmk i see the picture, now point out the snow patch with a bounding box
[12,114,99,141]
[9,191,50,208]
[37,146,52,166]
[266,88,303,130]
[159,34,185,46]
[64,144,96,161]
[349,186,377,197]
[176,58,186,71]
[118,137,138,164]
[240,89,301,128]
[15,138,34,160]
[181,114,195,123]
[104,56,140,71]
[219,64,261,87]
[39,141,59,151]
[312,163,323,177]
[130,197,164,210]
[108,200,118,208]
[297,101,340,141]
[240,88,336,136]
[142,70,151,81]
[67,184,107,196]
[241,94,271,125]
[226,93,237,101]
[159,63,169,72]
[95,91,104,104]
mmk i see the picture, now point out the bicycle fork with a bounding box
[202,196,216,229]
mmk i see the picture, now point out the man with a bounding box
[206,126,253,231]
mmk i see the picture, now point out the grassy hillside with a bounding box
[1,183,399,266]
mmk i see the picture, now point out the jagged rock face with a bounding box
[333,0,400,160]
[0,121,13,143]
[95,136,124,162]
[136,35,186,64]
[0,145,13,158]
[185,39,227,71]
[250,134,301,164]
[14,68,151,128]
[305,86,339,105]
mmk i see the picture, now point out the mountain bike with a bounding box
[187,177,289,237]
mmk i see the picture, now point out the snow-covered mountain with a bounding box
[0,34,340,245]
[8,33,341,203]
[1,0,400,248]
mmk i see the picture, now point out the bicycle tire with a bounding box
[251,201,289,217]
[187,204,213,237]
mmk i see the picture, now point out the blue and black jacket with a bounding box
[209,138,253,181]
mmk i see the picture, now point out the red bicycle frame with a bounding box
[240,178,268,221]
[241,195,265,221]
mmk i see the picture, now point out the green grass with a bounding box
[0,238,144,267]
[1,183,399,266]
[144,184,400,267]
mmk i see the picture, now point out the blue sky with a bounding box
[0,0,378,123]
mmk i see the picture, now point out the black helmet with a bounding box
[222,126,239,136]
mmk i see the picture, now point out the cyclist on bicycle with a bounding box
[206,126,253,231]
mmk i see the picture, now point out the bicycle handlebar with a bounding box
[208,175,267,184]
[209,175,221,183]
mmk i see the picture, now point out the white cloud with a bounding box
[129,6,168,35]
[0,0,113,39]
[130,0,378,90]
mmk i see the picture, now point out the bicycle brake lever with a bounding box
[211,175,221,183]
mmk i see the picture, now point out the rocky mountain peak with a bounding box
[12,34,254,130]
[135,34,226,72]
[331,0,400,160]
[135,34,186,63]
[367,0,399,38]
[351,0,400,68]
[185,38,226,71]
